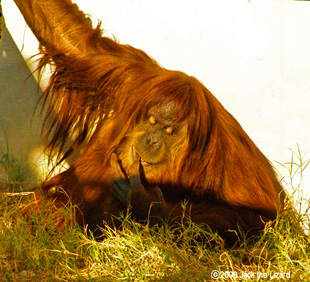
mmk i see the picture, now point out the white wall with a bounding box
[2,0,310,202]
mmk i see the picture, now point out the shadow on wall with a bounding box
[0,25,44,189]
[0,4,3,48]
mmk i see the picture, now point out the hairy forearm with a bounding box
[13,0,98,57]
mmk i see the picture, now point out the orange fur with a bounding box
[14,0,286,245]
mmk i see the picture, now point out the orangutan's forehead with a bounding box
[147,102,176,120]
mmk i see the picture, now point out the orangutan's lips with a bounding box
[132,146,152,166]
[140,159,151,166]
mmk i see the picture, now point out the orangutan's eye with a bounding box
[165,126,173,134]
[149,116,156,125]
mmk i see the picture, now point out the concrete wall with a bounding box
[0,25,43,186]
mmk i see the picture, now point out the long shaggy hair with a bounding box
[15,0,285,245]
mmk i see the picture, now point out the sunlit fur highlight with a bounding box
[15,0,286,245]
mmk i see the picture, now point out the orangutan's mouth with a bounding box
[131,146,154,166]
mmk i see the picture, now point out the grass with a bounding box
[0,149,309,281]
[0,128,33,192]
[0,151,30,192]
